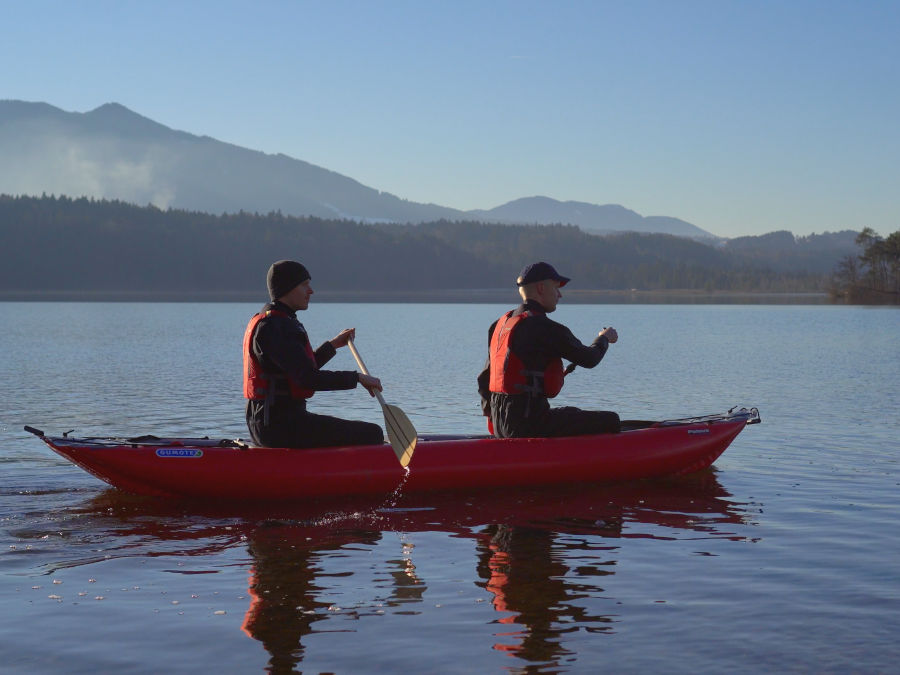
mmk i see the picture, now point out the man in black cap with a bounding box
[477,261,620,438]
[242,260,385,448]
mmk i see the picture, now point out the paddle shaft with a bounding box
[347,340,388,407]
[347,338,418,468]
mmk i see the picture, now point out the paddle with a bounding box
[347,339,417,467]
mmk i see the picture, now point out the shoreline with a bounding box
[0,288,832,304]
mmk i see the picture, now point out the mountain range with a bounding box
[0,100,714,239]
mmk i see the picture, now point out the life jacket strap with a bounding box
[517,369,546,395]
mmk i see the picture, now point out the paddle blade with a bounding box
[382,403,417,468]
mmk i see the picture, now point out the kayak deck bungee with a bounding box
[26,407,760,501]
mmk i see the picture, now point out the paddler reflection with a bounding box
[476,523,618,665]
[240,522,382,673]
[472,475,753,668]
[239,518,428,673]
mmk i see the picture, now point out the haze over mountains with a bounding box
[0,100,714,238]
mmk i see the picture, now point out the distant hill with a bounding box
[468,196,714,239]
[721,230,860,273]
[0,100,714,238]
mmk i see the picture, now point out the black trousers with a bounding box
[246,399,384,449]
[490,394,620,438]
[536,406,621,437]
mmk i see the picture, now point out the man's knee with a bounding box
[358,420,385,444]
[547,407,620,436]
[598,411,621,434]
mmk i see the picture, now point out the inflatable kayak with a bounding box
[25,407,759,501]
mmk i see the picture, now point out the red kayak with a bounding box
[26,407,759,501]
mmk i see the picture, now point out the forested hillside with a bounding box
[0,195,847,299]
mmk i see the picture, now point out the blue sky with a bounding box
[4,0,898,238]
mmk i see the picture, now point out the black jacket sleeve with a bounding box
[254,315,359,392]
[548,322,609,368]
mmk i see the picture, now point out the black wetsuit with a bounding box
[477,299,620,438]
[245,301,384,448]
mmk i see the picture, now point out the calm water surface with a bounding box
[1,302,898,674]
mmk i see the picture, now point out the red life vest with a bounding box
[242,309,316,400]
[488,310,564,398]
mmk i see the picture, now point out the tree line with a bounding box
[0,194,860,299]
[829,228,900,304]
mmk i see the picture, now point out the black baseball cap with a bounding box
[516,262,570,287]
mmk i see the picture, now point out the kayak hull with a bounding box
[31,408,759,501]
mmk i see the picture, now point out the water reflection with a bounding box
[240,525,382,673]
[468,473,753,666]
[477,524,610,662]
[13,472,756,672]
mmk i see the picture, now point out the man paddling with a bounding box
[243,260,384,448]
[477,262,621,438]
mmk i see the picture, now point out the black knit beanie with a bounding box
[267,260,311,300]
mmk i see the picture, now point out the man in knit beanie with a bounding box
[266,260,311,302]
[242,261,385,448]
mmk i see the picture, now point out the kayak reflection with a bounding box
[54,471,755,672]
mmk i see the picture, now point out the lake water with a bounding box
[1,301,898,674]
